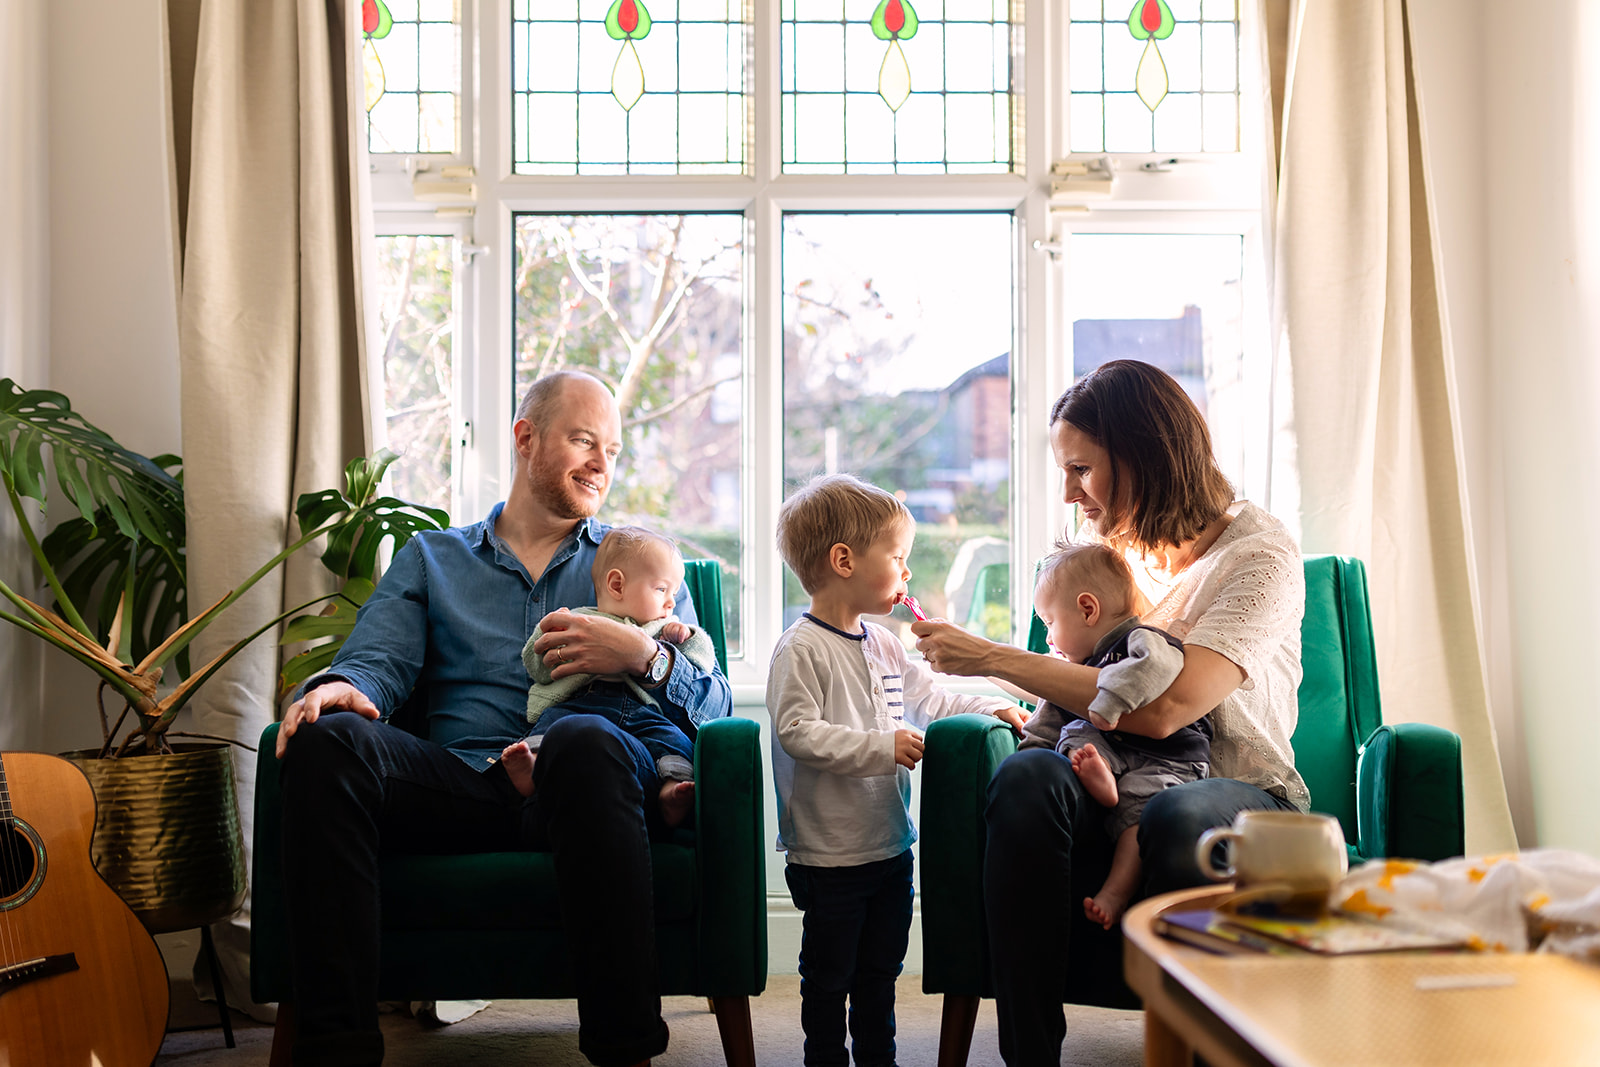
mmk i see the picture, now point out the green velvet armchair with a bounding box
[250,560,767,1066]
[918,555,1466,1066]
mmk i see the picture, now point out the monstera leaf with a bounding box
[1,379,184,558]
[41,454,188,669]
[294,451,450,585]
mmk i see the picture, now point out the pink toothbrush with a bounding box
[899,594,928,621]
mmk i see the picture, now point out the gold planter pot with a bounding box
[64,743,247,935]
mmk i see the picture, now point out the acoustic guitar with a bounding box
[0,751,169,1066]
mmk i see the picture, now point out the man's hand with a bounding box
[276,681,380,758]
[533,607,657,680]
[658,617,692,645]
[893,727,926,770]
[911,619,999,678]
[993,703,1029,732]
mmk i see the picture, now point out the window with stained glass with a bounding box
[511,1,749,175]
[1069,0,1239,154]
[363,0,462,154]
[781,0,1018,174]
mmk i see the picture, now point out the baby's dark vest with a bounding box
[1075,624,1212,764]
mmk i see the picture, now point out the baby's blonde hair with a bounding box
[592,525,681,589]
[1035,541,1136,618]
[776,474,913,595]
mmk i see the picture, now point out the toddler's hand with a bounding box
[658,617,692,644]
[893,728,926,770]
[993,704,1029,732]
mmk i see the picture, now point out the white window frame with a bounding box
[368,0,1272,691]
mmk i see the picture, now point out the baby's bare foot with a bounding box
[500,741,537,798]
[1069,743,1119,808]
[1084,886,1133,931]
[660,779,696,828]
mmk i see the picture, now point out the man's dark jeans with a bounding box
[784,848,914,1067]
[983,748,1296,1066]
[278,711,671,1067]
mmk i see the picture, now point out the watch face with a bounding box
[649,646,670,683]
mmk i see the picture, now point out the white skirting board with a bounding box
[765,892,925,976]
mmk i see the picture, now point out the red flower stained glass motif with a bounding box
[362,0,393,112]
[1126,0,1174,111]
[606,0,653,111]
[870,0,919,112]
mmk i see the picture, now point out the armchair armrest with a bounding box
[919,714,1018,997]
[1356,722,1465,863]
[250,722,289,1003]
[693,715,768,995]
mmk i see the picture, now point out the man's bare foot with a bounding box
[500,741,536,798]
[1068,743,1118,807]
[1084,885,1134,930]
[660,779,695,828]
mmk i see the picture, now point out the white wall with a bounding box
[1480,0,1600,855]
[29,0,183,757]
[1,0,50,750]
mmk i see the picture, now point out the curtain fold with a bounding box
[169,0,372,1013]
[1271,0,1514,853]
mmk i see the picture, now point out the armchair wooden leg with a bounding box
[269,1002,296,1067]
[710,995,756,1067]
[937,994,980,1067]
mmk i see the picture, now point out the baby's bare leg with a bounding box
[1084,825,1142,930]
[1068,743,1119,808]
[500,741,537,798]
[659,779,696,828]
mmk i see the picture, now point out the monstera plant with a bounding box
[0,378,447,758]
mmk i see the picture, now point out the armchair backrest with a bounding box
[1025,553,1382,847]
[1292,554,1383,845]
[684,558,729,675]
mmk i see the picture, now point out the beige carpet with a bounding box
[156,976,1144,1066]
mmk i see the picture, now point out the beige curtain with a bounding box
[168,0,373,1013]
[1271,0,1515,853]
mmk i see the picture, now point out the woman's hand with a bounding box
[911,619,1002,677]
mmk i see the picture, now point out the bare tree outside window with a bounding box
[512,214,745,653]
[375,234,456,512]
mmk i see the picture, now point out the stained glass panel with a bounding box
[365,0,462,154]
[511,1,748,175]
[1069,0,1239,154]
[782,0,1018,174]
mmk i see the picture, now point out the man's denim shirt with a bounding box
[308,504,733,770]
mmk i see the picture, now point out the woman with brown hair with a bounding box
[912,359,1307,1066]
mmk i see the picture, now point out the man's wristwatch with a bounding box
[642,640,672,688]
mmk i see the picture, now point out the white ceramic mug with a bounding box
[1194,810,1348,899]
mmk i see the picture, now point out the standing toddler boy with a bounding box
[768,473,1027,1067]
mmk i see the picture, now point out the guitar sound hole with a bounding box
[0,823,38,899]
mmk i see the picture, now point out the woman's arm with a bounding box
[1102,643,1242,738]
[912,620,1102,711]
[912,619,1246,739]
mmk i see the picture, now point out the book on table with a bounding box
[1154,908,1467,956]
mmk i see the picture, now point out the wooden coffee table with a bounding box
[1123,885,1600,1067]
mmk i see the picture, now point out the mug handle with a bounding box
[1194,827,1240,881]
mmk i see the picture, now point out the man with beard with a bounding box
[274,371,732,1067]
